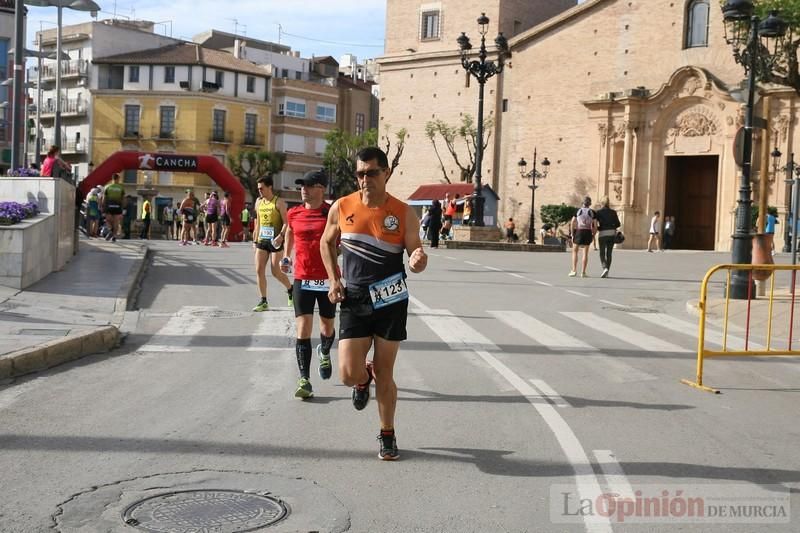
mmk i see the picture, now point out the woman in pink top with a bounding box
[41,145,71,178]
[219,192,232,247]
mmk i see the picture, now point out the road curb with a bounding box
[0,245,149,381]
[0,326,120,380]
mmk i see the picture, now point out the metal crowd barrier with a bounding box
[682,263,800,393]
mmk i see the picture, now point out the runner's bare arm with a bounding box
[405,205,427,273]
[252,198,260,248]
[272,199,289,247]
[283,223,294,263]
[321,202,345,303]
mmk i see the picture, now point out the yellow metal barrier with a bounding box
[682,263,800,393]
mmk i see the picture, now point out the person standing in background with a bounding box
[663,216,675,250]
[595,197,621,278]
[647,211,661,252]
[428,200,443,248]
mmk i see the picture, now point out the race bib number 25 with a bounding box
[369,273,409,309]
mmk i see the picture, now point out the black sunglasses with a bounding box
[354,168,386,179]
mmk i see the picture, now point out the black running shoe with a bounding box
[378,431,399,461]
[351,361,374,411]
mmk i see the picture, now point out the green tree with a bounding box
[381,125,408,174]
[228,149,286,201]
[740,1,800,91]
[540,203,577,233]
[751,204,779,229]
[424,114,494,184]
[323,128,379,198]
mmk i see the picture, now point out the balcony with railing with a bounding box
[39,60,89,81]
[242,133,265,147]
[151,126,177,142]
[39,139,87,154]
[118,126,142,141]
[39,99,88,117]
[209,129,233,144]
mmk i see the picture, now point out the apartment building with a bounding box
[90,41,272,211]
[31,19,182,181]
[0,0,17,171]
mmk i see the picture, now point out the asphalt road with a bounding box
[0,241,798,532]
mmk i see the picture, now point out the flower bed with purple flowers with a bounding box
[0,201,39,226]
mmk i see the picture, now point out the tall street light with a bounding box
[24,0,100,148]
[458,13,509,227]
[721,1,787,299]
[517,149,550,243]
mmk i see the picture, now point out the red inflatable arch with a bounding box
[79,151,246,240]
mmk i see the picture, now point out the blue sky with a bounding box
[25,0,387,62]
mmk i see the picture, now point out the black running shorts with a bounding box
[573,229,593,246]
[206,213,218,224]
[292,280,336,319]
[256,239,283,253]
[339,286,408,341]
[221,214,231,226]
[105,204,122,216]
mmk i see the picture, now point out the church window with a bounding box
[685,0,710,48]
[421,10,441,41]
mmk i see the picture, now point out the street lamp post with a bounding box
[517,149,550,243]
[457,13,509,227]
[782,152,800,254]
[24,1,100,147]
[721,1,787,299]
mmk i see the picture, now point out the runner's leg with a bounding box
[339,337,372,387]
[255,248,269,299]
[270,252,292,292]
[372,336,400,430]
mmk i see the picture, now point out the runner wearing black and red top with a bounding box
[282,169,337,399]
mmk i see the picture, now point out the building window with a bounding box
[213,109,226,141]
[281,68,289,78]
[246,76,255,93]
[124,104,140,136]
[685,0,710,48]
[355,112,365,135]
[314,138,327,156]
[128,65,139,83]
[284,100,306,118]
[421,10,441,40]
[276,133,305,154]
[160,106,175,137]
[244,113,257,144]
[502,99,508,112]
[164,66,175,83]
[295,71,302,80]
[316,104,336,123]
[123,169,137,184]
[215,70,224,88]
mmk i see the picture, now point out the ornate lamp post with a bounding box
[782,152,800,255]
[458,13,509,227]
[721,1,787,298]
[517,149,550,243]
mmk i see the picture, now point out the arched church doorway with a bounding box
[664,155,718,250]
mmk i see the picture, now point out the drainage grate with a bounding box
[17,328,70,336]
[122,489,288,532]
[185,309,249,319]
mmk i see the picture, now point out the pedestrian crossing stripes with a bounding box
[246,310,295,352]
[563,312,692,353]
[629,312,757,350]
[137,306,213,352]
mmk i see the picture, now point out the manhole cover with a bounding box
[122,489,288,532]
[185,309,249,319]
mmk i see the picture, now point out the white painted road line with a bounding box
[562,312,692,353]
[566,290,591,298]
[508,273,526,279]
[529,379,571,408]
[464,261,481,266]
[246,310,295,352]
[599,299,625,308]
[409,295,431,312]
[534,280,553,287]
[484,266,503,272]
[473,353,611,533]
[137,306,213,353]
[593,449,635,499]
[420,310,499,351]
[629,312,758,350]
[443,255,457,260]
[489,310,593,349]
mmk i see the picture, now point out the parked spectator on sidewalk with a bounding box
[595,197,621,278]
[240,204,251,241]
[569,196,596,277]
[462,196,473,226]
[442,193,459,239]
[139,198,152,239]
[122,195,135,240]
[647,211,661,252]
[764,209,778,256]
[41,145,71,179]
[173,206,182,240]
[428,200,443,248]
[505,217,516,243]
[663,215,676,250]
[163,204,174,240]
[103,174,125,242]
[85,186,101,237]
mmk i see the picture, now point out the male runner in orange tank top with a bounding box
[320,147,427,460]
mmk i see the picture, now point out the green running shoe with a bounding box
[252,300,269,312]
[294,378,313,399]
[317,344,332,380]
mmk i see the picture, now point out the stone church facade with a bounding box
[378,0,800,250]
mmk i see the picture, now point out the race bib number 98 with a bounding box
[369,273,409,309]
[301,279,330,292]
[259,226,275,240]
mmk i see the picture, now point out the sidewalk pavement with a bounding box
[687,285,800,349]
[0,238,149,380]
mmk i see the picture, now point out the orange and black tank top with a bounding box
[338,192,408,288]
